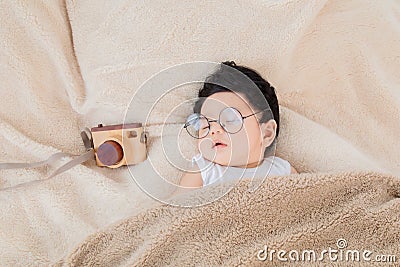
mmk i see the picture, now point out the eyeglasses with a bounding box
[184,107,270,139]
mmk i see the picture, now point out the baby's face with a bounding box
[198,92,275,167]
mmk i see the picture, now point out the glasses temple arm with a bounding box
[242,107,271,119]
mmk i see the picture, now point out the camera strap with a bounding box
[0,128,95,179]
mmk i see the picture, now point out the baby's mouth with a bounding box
[212,140,228,149]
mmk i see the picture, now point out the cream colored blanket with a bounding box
[59,171,400,266]
[0,0,399,265]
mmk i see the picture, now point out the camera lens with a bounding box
[97,140,124,166]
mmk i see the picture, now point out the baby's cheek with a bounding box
[197,140,201,151]
[197,138,214,158]
[231,134,251,154]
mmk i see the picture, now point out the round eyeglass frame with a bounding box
[183,107,270,139]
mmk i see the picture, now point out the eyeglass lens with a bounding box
[185,107,244,138]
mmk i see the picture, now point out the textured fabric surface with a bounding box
[59,171,400,266]
[0,0,399,265]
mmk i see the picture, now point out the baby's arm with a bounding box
[290,165,298,174]
[179,171,203,188]
[171,167,203,197]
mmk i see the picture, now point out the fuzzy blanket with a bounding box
[0,0,400,265]
[59,171,400,266]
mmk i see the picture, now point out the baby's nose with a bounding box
[209,121,224,135]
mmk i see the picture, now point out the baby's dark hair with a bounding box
[193,61,280,138]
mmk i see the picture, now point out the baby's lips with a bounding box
[212,139,228,148]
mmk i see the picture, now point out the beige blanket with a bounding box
[59,171,400,266]
[0,0,399,265]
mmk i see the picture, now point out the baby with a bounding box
[179,61,297,189]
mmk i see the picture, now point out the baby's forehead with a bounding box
[200,92,253,117]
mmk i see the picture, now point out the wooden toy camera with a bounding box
[90,123,147,168]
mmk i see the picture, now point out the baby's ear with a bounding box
[261,119,277,147]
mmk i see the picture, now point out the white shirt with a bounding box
[192,154,292,186]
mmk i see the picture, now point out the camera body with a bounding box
[91,123,147,168]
